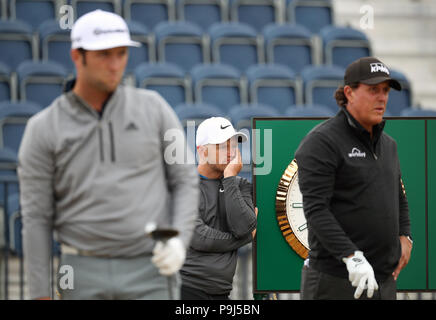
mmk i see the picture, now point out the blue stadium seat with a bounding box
[0,100,42,153]
[175,102,225,126]
[263,23,316,74]
[16,60,68,108]
[320,25,372,68]
[0,0,6,20]
[386,69,413,116]
[287,0,334,34]
[0,147,19,260]
[300,64,344,113]
[71,0,122,17]
[7,191,61,257]
[124,0,175,30]
[0,62,15,102]
[190,63,247,113]
[135,62,192,107]
[228,102,279,129]
[6,192,21,255]
[229,0,280,32]
[285,103,335,117]
[209,22,264,72]
[400,107,436,117]
[246,63,301,114]
[10,0,57,30]
[0,147,18,210]
[125,21,155,74]
[0,19,36,69]
[174,102,225,160]
[177,0,227,31]
[154,21,209,72]
[228,103,279,180]
[39,19,73,72]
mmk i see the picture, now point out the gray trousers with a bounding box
[300,265,397,300]
[56,254,179,300]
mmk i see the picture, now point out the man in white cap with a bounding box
[180,117,257,300]
[18,10,198,299]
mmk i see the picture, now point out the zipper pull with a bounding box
[108,121,116,163]
[98,122,104,162]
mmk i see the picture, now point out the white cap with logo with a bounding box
[71,9,141,50]
[196,117,248,147]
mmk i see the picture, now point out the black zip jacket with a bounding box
[295,107,411,281]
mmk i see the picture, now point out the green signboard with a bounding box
[253,117,435,292]
[428,120,436,290]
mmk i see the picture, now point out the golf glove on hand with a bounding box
[152,237,186,276]
[343,250,379,299]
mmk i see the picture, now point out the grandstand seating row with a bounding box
[0,1,406,116]
[0,19,371,73]
[0,99,433,158]
[0,60,414,116]
[0,0,334,34]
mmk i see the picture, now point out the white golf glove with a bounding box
[152,237,186,276]
[343,250,379,299]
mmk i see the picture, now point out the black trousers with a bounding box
[181,285,230,300]
[300,265,397,300]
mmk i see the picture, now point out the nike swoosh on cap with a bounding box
[220,125,231,129]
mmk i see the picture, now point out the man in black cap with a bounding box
[295,57,413,300]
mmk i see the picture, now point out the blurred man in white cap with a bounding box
[180,117,257,300]
[18,10,199,300]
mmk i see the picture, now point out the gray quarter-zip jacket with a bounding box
[180,175,257,295]
[18,85,199,299]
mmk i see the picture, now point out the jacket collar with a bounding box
[340,107,385,143]
[67,85,122,119]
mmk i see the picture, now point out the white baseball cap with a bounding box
[196,117,248,147]
[71,10,141,50]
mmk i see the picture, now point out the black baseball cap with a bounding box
[344,57,402,91]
